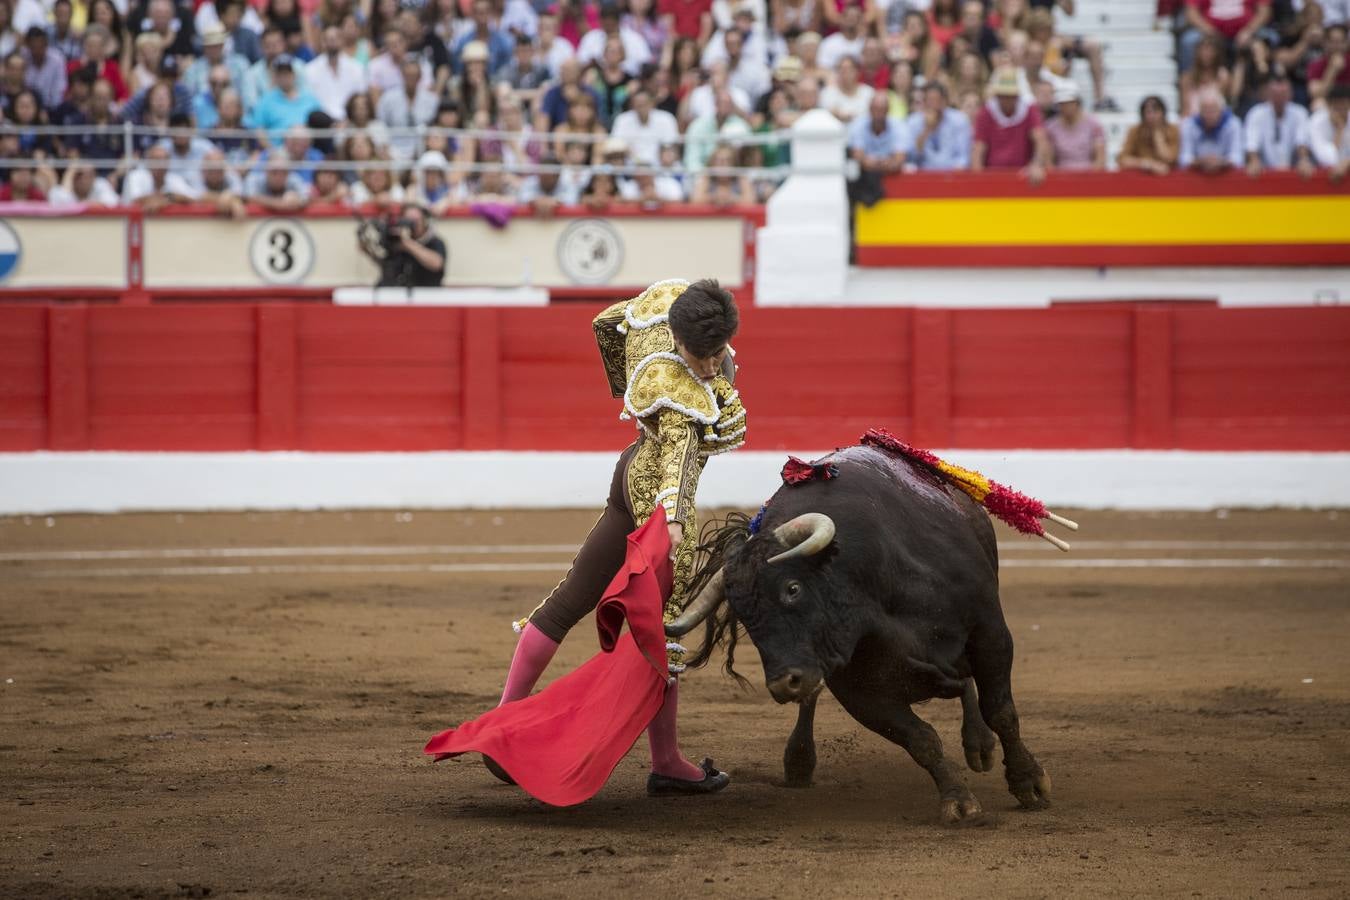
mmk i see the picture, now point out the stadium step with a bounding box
[1057,6,1158,32]
[1093,32,1176,57]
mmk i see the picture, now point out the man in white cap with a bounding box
[1044,81,1105,170]
[184,26,249,98]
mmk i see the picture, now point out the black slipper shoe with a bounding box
[647,758,730,796]
[483,755,516,785]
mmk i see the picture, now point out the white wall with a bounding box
[2,450,1348,514]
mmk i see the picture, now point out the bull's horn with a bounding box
[664,569,725,637]
[767,513,836,565]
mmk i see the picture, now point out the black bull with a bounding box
[668,444,1051,824]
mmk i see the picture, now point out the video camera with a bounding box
[355,212,417,260]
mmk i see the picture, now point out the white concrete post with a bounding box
[754,110,849,305]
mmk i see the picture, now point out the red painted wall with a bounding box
[2,302,1348,452]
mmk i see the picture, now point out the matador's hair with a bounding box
[669,278,738,359]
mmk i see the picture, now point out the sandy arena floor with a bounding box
[2,508,1349,899]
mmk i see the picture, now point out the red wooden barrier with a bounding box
[1,302,1348,452]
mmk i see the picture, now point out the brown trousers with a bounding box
[528,442,640,643]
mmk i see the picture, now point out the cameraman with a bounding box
[361,203,448,288]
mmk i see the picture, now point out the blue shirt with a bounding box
[904,108,972,171]
[194,92,220,129]
[848,114,914,160]
[451,29,514,76]
[1179,110,1245,169]
[246,87,322,138]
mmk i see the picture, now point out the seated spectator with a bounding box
[135,0,195,59]
[451,0,513,76]
[1180,0,1274,74]
[50,64,94,129]
[348,159,404,206]
[889,10,938,80]
[66,78,124,174]
[395,9,451,96]
[517,150,567,211]
[576,3,651,77]
[819,2,866,71]
[48,161,121,207]
[212,88,257,162]
[282,125,324,183]
[554,140,591,203]
[684,60,752,124]
[793,72,820,112]
[1231,31,1275,116]
[458,41,497,125]
[848,91,911,205]
[466,154,519,203]
[47,0,80,62]
[1,51,26,114]
[821,56,874,123]
[690,142,753,206]
[73,25,129,103]
[1182,35,1232,116]
[701,25,771,106]
[1244,70,1315,176]
[610,86,679,165]
[957,0,1001,65]
[624,0,667,58]
[683,88,751,170]
[123,143,199,210]
[1045,82,1105,170]
[580,168,620,208]
[247,54,322,138]
[186,27,250,98]
[551,90,606,162]
[378,58,439,159]
[502,32,550,99]
[193,64,234,128]
[619,163,685,204]
[944,50,987,109]
[425,99,467,163]
[534,12,576,80]
[218,0,263,65]
[972,67,1049,181]
[794,30,830,87]
[1117,95,1181,175]
[659,0,714,44]
[774,0,819,36]
[309,163,349,204]
[1310,84,1350,177]
[410,149,455,213]
[244,27,308,110]
[1179,86,1246,172]
[199,148,247,217]
[905,80,973,171]
[1023,7,1115,111]
[9,88,53,157]
[123,55,192,122]
[21,25,65,111]
[341,91,392,154]
[586,33,635,126]
[493,97,545,169]
[245,148,309,210]
[927,0,961,53]
[1309,24,1350,104]
[0,156,45,201]
[162,111,217,193]
[306,24,367,120]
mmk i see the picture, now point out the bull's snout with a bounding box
[766,668,821,704]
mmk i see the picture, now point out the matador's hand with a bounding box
[667,522,684,561]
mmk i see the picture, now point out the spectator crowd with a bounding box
[0,0,1343,212]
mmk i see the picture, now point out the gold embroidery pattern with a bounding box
[592,300,629,399]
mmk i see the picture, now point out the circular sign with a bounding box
[249,218,315,285]
[0,219,22,282]
[556,218,624,285]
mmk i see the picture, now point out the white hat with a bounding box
[1053,81,1081,104]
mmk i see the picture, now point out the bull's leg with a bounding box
[960,678,997,773]
[831,685,982,825]
[968,621,1051,810]
[783,690,818,788]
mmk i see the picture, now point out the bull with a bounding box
[666,443,1052,824]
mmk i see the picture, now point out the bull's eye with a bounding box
[782,580,803,606]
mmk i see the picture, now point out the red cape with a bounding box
[423,508,674,807]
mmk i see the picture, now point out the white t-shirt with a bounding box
[49,178,121,207]
[619,174,686,203]
[122,167,199,204]
[306,54,369,121]
[820,82,874,122]
[542,37,575,79]
[575,27,653,76]
[818,31,865,71]
[1309,108,1350,166]
[610,108,680,165]
[685,83,753,121]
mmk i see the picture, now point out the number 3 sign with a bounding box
[249,218,315,285]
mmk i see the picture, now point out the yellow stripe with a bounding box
[856,196,1350,246]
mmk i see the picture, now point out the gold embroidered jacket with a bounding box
[593,279,748,531]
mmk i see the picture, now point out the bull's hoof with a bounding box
[939,793,984,826]
[1007,767,1052,810]
[963,743,996,773]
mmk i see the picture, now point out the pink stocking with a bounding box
[498,623,560,706]
[647,680,704,780]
